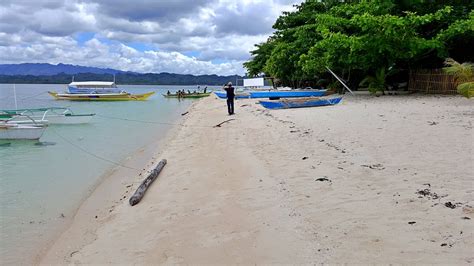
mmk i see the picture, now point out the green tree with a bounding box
[244,0,474,89]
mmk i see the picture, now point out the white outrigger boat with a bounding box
[0,123,46,140]
[0,113,47,140]
[1,107,95,125]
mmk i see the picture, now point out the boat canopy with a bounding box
[69,81,116,88]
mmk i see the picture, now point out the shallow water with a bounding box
[0,84,217,264]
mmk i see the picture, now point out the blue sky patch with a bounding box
[125,42,156,52]
[74,32,95,46]
[183,51,201,58]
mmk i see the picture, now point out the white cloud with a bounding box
[0,0,299,75]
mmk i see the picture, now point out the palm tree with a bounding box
[443,58,474,83]
[359,68,388,95]
[443,58,474,98]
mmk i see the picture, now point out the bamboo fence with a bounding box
[409,69,458,94]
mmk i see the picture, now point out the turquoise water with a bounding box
[0,84,216,264]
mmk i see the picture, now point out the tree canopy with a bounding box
[243,0,474,88]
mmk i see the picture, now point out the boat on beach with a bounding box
[249,89,327,98]
[214,89,326,99]
[1,107,95,125]
[215,77,327,99]
[259,96,343,109]
[214,91,251,99]
[163,92,211,98]
[48,91,155,101]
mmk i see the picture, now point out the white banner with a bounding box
[243,78,264,87]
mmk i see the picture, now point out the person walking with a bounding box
[224,82,235,115]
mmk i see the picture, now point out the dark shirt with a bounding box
[224,86,235,99]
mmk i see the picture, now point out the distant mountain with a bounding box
[0,63,124,76]
[0,63,243,85]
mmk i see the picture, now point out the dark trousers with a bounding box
[226,98,234,114]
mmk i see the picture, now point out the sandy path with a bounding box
[41,94,473,264]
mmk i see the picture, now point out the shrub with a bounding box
[457,82,474,98]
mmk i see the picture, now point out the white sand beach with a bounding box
[40,94,473,264]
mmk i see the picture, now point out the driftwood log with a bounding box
[129,159,167,206]
[213,118,235,128]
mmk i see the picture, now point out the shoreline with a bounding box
[40,94,473,264]
[33,100,197,264]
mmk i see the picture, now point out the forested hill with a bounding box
[0,63,124,76]
[0,63,242,85]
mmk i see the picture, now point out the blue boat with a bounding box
[214,91,251,99]
[259,96,343,109]
[249,90,326,98]
[214,90,327,99]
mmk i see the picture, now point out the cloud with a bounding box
[213,1,279,35]
[0,37,245,75]
[0,0,299,75]
[92,0,214,22]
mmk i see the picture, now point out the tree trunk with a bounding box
[129,159,167,206]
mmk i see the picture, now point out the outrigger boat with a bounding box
[66,81,122,94]
[259,96,343,109]
[215,77,327,99]
[213,91,251,99]
[163,92,211,99]
[0,123,46,140]
[0,114,47,140]
[214,89,326,99]
[48,81,155,101]
[1,107,95,125]
[48,91,155,101]
[249,89,327,98]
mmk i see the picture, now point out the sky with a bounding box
[0,0,300,75]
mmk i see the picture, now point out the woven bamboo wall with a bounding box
[409,69,458,94]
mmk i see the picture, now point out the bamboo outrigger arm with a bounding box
[326,67,355,96]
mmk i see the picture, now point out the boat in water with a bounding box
[259,96,343,109]
[0,123,46,140]
[48,91,155,101]
[1,107,95,125]
[0,114,47,140]
[163,92,211,99]
[67,81,123,94]
[48,81,155,101]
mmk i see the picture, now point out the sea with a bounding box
[0,84,218,264]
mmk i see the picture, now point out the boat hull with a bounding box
[48,91,155,101]
[0,125,46,140]
[214,90,327,99]
[259,96,343,109]
[214,91,251,99]
[250,90,327,98]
